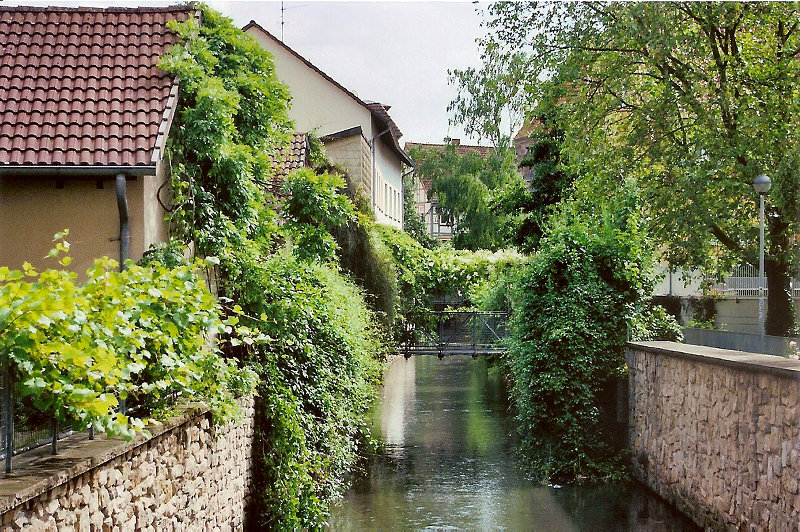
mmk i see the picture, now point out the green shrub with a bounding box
[0,233,255,439]
[282,168,356,263]
[333,221,398,325]
[630,304,684,342]
[505,210,652,483]
[374,224,524,339]
[242,255,384,529]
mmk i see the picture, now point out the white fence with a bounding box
[714,264,800,298]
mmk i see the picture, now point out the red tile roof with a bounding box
[270,133,309,177]
[266,132,310,197]
[0,6,193,170]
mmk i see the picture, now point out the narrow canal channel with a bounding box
[329,356,698,530]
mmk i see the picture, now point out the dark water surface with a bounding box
[329,356,698,531]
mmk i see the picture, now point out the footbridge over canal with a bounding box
[396,311,510,358]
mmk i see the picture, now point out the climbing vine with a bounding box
[159,4,292,261]
[160,6,386,528]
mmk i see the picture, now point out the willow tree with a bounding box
[409,141,527,251]
[463,2,800,335]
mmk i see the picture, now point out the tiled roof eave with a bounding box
[0,6,193,169]
[0,164,157,178]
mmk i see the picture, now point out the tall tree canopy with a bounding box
[459,2,800,335]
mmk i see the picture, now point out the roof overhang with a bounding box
[151,79,181,165]
[319,126,363,143]
[0,165,156,178]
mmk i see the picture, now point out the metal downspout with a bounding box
[115,173,130,271]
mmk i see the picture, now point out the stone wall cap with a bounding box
[0,395,253,516]
[627,341,800,378]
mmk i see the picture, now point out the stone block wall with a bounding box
[0,397,254,531]
[325,134,372,197]
[627,342,800,529]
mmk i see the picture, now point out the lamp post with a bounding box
[753,174,772,338]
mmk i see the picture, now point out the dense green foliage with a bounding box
[333,220,398,326]
[159,7,386,528]
[515,123,576,252]
[244,256,383,528]
[0,232,255,439]
[504,204,653,482]
[282,168,355,262]
[374,225,524,340]
[463,2,800,335]
[159,5,291,261]
[408,141,532,251]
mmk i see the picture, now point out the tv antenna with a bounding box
[279,3,309,42]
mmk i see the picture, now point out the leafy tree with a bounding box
[516,123,576,251]
[449,44,532,146]
[505,196,654,482]
[409,140,528,251]
[479,2,800,335]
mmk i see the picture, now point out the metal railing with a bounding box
[714,264,800,298]
[0,366,84,474]
[397,311,510,358]
[0,362,158,474]
[683,327,799,357]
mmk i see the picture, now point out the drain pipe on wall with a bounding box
[371,127,391,216]
[115,173,130,271]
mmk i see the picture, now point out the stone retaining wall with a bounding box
[0,396,254,531]
[627,342,800,529]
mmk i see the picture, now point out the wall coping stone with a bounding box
[0,401,212,516]
[626,340,800,379]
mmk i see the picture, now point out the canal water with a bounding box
[329,355,698,530]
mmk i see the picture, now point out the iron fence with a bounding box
[397,311,510,357]
[0,366,89,473]
[0,362,175,473]
[713,264,800,298]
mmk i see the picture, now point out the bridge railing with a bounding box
[397,311,510,357]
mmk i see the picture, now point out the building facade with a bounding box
[244,22,411,229]
[0,6,190,274]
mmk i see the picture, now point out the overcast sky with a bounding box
[7,0,491,146]
[214,2,490,146]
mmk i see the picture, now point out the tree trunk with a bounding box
[765,258,796,336]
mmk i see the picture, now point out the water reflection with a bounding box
[329,356,698,531]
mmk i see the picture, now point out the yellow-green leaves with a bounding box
[0,236,256,440]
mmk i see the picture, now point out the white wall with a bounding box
[246,25,404,230]
[373,137,402,228]
[246,27,374,139]
[652,266,704,297]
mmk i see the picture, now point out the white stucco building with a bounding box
[244,21,412,229]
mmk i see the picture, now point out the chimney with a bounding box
[451,138,461,146]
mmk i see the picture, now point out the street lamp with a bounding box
[753,174,772,338]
